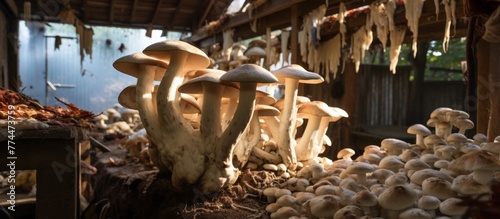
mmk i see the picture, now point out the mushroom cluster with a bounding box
[112,40,347,194]
[260,107,499,219]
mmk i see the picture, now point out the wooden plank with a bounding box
[150,0,164,24]
[169,0,186,28]
[109,0,116,22]
[129,0,139,22]
[290,5,300,65]
[475,39,489,135]
[4,0,18,16]
[83,0,89,21]
[197,0,215,28]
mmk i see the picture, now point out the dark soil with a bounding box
[90,137,281,219]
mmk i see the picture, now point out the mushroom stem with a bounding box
[296,116,322,161]
[277,78,299,169]
[233,109,261,168]
[200,82,257,194]
[252,146,282,163]
[136,65,161,145]
[263,116,280,141]
[157,51,194,134]
[314,116,332,154]
[222,97,238,130]
[218,82,257,158]
[156,51,206,188]
[201,83,223,146]
[416,134,424,146]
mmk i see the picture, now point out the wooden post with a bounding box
[487,42,500,141]
[290,5,300,65]
[340,62,357,150]
[476,39,490,135]
[407,42,429,125]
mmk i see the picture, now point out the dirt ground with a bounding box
[89,137,282,219]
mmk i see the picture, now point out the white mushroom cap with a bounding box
[399,208,431,219]
[270,206,300,219]
[439,197,468,217]
[481,142,500,154]
[263,187,279,202]
[419,154,441,167]
[345,162,374,185]
[333,205,365,219]
[473,133,487,145]
[423,135,446,148]
[449,150,500,185]
[294,192,316,205]
[265,203,280,213]
[352,190,378,207]
[143,40,210,68]
[309,194,342,218]
[378,184,418,210]
[381,138,410,155]
[421,177,456,200]
[371,168,395,184]
[446,133,468,145]
[410,169,454,185]
[407,124,432,144]
[113,52,169,81]
[272,64,324,84]
[276,194,297,207]
[384,173,408,186]
[417,195,441,210]
[337,148,356,160]
[451,174,491,195]
[379,155,405,172]
[404,158,431,171]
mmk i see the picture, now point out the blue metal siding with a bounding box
[19,21,173,113]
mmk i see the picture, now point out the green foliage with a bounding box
[364,37,466,81]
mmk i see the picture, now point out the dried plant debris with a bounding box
[0,88,95,128]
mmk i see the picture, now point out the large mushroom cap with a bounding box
[407,124,431,136]
[178,69,239,98]
[446,133,468,144]
[254,104,280,117]
[272,64,324,84]
[297,101,339,118]
[118,85,137,109]
[113,52,169,81]
[378,184,418,210]
[244,46,266,58]
[220,64,278,83]
[143,40,210,69]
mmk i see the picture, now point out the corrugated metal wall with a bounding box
[355,65,412,126]
[18,21,173,113]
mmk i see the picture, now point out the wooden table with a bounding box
[0,126,84,219]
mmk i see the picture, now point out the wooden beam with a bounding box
[197,0,215,28]
[192,0,330,47]
[83,0,89,21]
[109,0,116,22]
[169,0,185,28]
[4,0,18,16]
[290,5,300,64]
[150,0,164,24]
[129,0,139,22]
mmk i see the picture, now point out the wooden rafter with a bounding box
[109,0,116,22]
[197,0,215,28]
[150,0,164,25]
[83,0,89,21]
[169,0,185,28]
[130,0,139,22]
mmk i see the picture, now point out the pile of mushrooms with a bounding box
[112,40,348,194]
[260,107,499,219]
